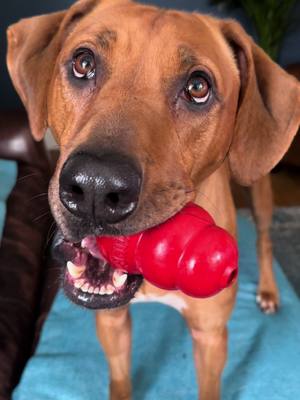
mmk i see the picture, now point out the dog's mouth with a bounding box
[52,232,143,309]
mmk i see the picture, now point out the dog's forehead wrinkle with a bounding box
[178,45,199,70]
[96,29,117,50]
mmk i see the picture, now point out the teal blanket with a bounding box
[0,159,17,240]
[14,215,300,399]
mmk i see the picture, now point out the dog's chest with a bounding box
[131,283,187,313]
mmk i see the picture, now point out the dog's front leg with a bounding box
[95,306,132,400]
[183,287,236,400]
[190,325,227,400]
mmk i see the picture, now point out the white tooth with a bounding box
[99,286,106,295]
[81,236,101,258]
[81,283,89,292]
[81,238,88,248]
[67,261,85,278]
[94,287,100,294]
[106,284,115,295]
[88,286,94,294]
[113,270,128,288]
[74,279,85,289]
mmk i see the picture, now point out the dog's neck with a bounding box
[194,161,236,235]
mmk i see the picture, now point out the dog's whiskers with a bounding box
[32,210,51,223]
[45,221,57,246]
[17,172,39,182]
[29,192,48,202]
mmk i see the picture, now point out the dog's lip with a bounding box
[63,272,143,310]
[51,232,143,310]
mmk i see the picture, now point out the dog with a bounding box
[7,0,300,398]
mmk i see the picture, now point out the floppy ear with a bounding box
[220,20,300,185]
[6,0,97,140]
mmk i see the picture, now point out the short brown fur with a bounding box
[7,0,300,398]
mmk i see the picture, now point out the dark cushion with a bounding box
[0,109,55,399]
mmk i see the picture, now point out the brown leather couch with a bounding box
[0,110,58,399]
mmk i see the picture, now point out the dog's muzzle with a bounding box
[53,151,143,309]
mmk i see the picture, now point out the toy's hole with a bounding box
[226,269,237,286]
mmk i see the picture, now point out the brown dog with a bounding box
[7,0,300,399]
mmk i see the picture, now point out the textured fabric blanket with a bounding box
[0,159,17,241]
[13,214,300,400]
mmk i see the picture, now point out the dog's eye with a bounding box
[185,73,210,104]
[72,49,96,79]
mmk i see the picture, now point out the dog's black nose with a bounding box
[59,153,141,224]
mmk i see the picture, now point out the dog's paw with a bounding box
[256,290,279,314]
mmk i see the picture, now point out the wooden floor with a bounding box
[233,166,300,208]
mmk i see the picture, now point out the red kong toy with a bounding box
[97,203,238,298]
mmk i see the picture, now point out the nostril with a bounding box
[70,184,84,197]
[105,192,120,208]
[104,189,138,217]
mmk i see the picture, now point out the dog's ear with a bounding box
[6,0,98,141]
[220,20,300,185]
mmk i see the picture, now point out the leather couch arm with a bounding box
[0,110,53,399]
[0,109,50,172]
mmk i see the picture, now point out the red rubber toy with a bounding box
[96,203,238,298]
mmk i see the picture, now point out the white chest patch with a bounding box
[131,292,187,313]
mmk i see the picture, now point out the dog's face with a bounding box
[7,0,300,309]
[47,2,240,241]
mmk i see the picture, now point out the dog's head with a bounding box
[7,0,300,308]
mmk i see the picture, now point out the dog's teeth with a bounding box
[74,279,85,289]
[81,236,101,258]
[99,286,106,295]
[106,284,115,295]
[94,287,100,294]
[67,261,85,278]
[113,270,128,288]
[81,238,89,248]
[88,286,95,294]
[81,283,89,292]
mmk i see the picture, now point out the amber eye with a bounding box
[185,73,211,104]
[72,49,96,79]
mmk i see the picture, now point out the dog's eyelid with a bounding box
[70,47,97,81]
[186,60,223,91]
[187,66,215,85]
[69,39,99,54]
